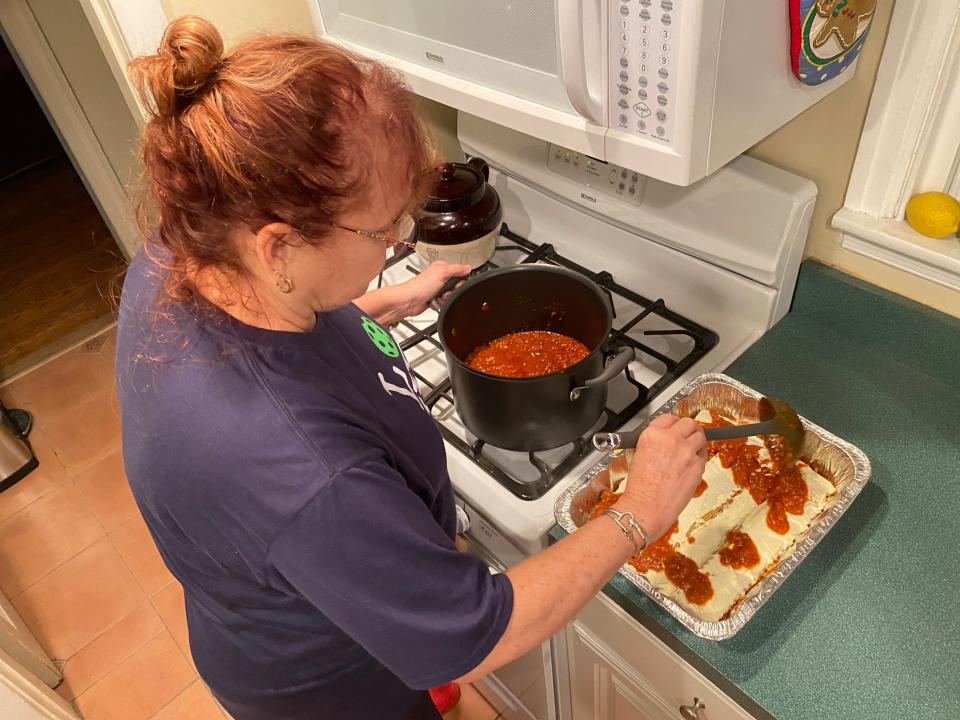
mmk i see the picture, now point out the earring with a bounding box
[273,270,294,294]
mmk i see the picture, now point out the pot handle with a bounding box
[467,156,490,181]
[428,272,473,312]
[569,346,635,401]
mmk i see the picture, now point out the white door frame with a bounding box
[0,590,59,689]
[76,0,168,123]
[0,0,141,258]
[0,649,80,720]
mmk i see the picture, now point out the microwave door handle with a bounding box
[558,0,604,124]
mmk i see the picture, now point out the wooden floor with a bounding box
[0,156,126,379]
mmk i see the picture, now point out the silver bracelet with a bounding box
[602,508,650,554]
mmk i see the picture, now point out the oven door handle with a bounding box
[558,0,605,124]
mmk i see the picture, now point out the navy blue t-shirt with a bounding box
[116,250,513,719]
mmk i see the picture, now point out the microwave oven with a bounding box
[310,0,857,186]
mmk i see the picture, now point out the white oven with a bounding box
[310,0,856,185]
[374,110,817,719]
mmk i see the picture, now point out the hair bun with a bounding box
[129,16,223,118]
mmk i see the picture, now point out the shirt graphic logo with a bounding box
[379,366,429,414]
[361,316,399,357]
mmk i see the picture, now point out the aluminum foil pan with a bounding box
[554,373,872,640]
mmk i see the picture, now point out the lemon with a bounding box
[905,192,960,238]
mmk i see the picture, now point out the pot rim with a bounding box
[437,264,614,383]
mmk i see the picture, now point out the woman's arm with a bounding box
[458,414,707,683]
[355,261,471,326]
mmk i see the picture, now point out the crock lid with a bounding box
[422,162,485,212]
[416,160,502,247]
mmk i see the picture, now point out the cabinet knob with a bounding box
[678,697,706,720]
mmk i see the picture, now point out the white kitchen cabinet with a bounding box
[565,594,757,720]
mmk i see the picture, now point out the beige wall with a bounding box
[746,0,958,317]
[27,0,140,189]
[160,0,315,46]
[162,0,956,315]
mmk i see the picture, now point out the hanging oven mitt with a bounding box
[790,0,877,85]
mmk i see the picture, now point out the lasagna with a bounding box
[592,410,836,621]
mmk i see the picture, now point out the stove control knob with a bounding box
[678,697,705,720]
[455,504,471,535]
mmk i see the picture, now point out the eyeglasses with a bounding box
[333,212,419,250]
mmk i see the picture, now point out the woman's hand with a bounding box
[397,261,472,317]
[614,414,707,542]
[355,261,471,326]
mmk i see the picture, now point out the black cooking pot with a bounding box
[438,265,634,451]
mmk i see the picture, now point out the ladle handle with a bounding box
[593,418,781,454]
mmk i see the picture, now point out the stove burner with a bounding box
[383,224,719,500]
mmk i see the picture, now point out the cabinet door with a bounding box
[566,595,757,720]
[568,619,676,720]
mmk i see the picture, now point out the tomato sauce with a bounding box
[718,530,761,569]
[590,490,620,520]
[466,331,590,378]
[701,410,808,535]
[627,521,715,606]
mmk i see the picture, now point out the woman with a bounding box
[117,17,707,720]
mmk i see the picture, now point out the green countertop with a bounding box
[551,261,960,719]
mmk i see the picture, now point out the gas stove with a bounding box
[372,113,816,557]
[381,225,719,501]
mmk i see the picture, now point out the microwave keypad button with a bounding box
[661,29,670,39]
[640,50,648,61]
[661,42,669,53]
[637,89,647,99]
[639,8,650,20]
[620,57,629,68]
[657,82,669,93]
[620,32,629,43]
[620,71,629,83]
[656,110,667,122]
[618,183,625,192]
[661,0,674,10]
[637,120,647,131]
[641,24,649,34]
[618,98,629,109]
[619,4,629,15]
[608,169,617,184]
[658,67,669,78]
[628,185,637,194]
[638,77,648,88]
[631,172,639,181]
[621,19,629,30]
[618,84,630,95]
[660,55,669,65]
[640,63,648,73]
[662,14,672,25]
[657,95,668,106]
[618,114,629,126]
[620,169,628,179]
[633,102,652,118]
[656,126,666,137]
[640,0,651,5]
[640,37,649,48]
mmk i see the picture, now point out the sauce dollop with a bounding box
[466,331,591,378]
[701,410,808,534]
[718,530,761,569]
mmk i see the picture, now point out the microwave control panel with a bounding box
[610,0,681,144]
[546,144,645,205]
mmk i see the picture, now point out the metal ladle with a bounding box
[593,397,806,457]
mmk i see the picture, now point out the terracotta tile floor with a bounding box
[0,326,499,720]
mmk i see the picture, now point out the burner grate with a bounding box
[382,225,719,500]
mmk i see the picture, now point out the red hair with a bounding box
[129,16,435,301]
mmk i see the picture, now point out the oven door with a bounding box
[313,0,606,125]
[456,503,559,720]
